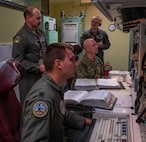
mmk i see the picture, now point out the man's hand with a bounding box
[98,41,103,48]
[85,118,92,125]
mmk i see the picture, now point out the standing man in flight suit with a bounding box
[12,6,47,104]
[20,43,92,142]
[80,16,110,63]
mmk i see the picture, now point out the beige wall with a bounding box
[50,0,130,70]
[0,6,24,43]
[0,0,130,70]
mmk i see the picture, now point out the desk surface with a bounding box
[93,73,142,142]
[94,82,135,114]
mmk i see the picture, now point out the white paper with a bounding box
[96,78,120,87]
[75,78,96,86]
[64,90,88,103]
[64,90,113,102]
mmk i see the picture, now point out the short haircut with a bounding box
[91,16,102,26]
[83,38,94,49]
[43,43,73,71]
[23,6,37,19]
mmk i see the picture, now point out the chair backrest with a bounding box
[72,44,83,55]
[0,58,25,142]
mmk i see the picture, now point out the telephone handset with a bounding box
[135,87,142,113]
[134,77,144,114]
[142,52,146,71]
[136,107,146,124]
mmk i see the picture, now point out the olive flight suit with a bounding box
[12,24,47,104]
[80,28,110,63]
[21,73,88,142]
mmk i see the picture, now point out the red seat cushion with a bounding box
[0,90,22,142]
[0,58,25,142]
[0,58,25,94]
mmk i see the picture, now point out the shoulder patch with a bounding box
[14,36,21,43]
[32,100,49,118]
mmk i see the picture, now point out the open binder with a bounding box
[74,78,125,90]
[64,90,117,110]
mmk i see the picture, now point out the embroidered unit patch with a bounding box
[14,36,21,43]
[32,101,49,118]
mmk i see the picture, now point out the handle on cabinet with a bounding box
[142,52,146,71]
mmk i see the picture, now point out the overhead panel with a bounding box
[91,0,146,32]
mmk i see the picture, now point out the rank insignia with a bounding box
[32,100,49,118]
[60,100,66,115]
[14,36,21,43]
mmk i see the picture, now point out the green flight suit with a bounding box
[21,73,87,142]
[80,28,110,63]
[12,23,47,104]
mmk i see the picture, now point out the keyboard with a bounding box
[89,116,131,142]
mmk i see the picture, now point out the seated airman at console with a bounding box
[71,38,104,89]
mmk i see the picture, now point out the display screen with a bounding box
[121,7,146,23]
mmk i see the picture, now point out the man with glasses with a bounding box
[20,43,92,142]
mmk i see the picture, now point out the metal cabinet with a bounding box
[130,19,146,84]
[61,15,85,45]
[39,15,58,44]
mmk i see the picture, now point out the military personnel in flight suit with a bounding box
[12,7,47,104]
[80,16,110,63]
[20,43,92,142]
[71,38,104,89]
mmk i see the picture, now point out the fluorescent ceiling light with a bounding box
[80,0,91,4]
